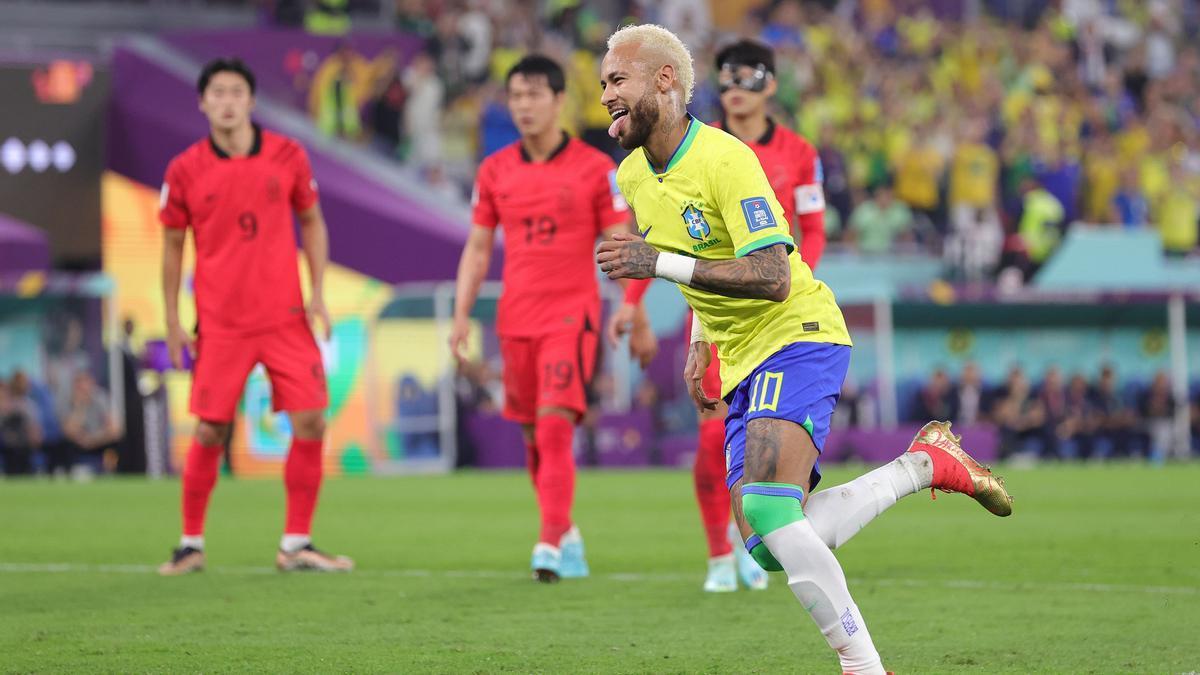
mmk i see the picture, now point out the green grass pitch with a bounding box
[2,464,1198,673]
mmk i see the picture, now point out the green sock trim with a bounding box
[741,482,805,537]
[748,542,783,572]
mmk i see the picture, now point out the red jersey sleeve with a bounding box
[289,144,319,212]
[471,159,499,228]
[592,162,629,235]
[794,146,827,270]
[623,278,652,305]
[159,158,190,230]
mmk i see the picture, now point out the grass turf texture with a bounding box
[1,464,1198,673]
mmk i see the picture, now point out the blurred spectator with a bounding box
[760,0,805,51]
[1016,176,1065,269]
[893,119,946,235]
[368,71,407,158]
[404,51,446,168]
[394,0,434,38]
[1111,166,1150,227]
[46,316,90,425]
[1038,367,1071,459]
[308,43,375,140]
[428,9,471,96]
[116,317,146,475]
[1081,134,1119,223]
[0,373,43,476]
[1139,371,1178,462]
[661,0,714,53]
[992,366,1046,459]
[832,377,876,430]
[1033,142,1081,225]
[59,371,119,476]
[915,367,955,422]
[817,125,853,231]
[477,81,519,159]
[848,182,915,254]
[1155,162,1199,256]
[396,374,439,459]
[457,0,494,84]
[954,362,986,426]
[306,0,351,36]
[1057,373,1097,459]
[946,118,1003,280]
[1089,365,1136,459]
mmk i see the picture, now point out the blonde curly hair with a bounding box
[607,23,695,105]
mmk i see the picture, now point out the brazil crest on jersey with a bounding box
[615,116,851,397]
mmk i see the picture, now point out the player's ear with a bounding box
[657,63,676,95]
[765,77,778,98]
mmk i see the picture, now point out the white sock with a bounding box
[763,520,885,675]
[280,534,311,553]
[559,525,582,546]
[708,552,735,567]
[180,535,204,551]
[806,452,933,550]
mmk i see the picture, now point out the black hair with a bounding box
[505,54,566,94]
[714,39,776,75]
[197,57,257,95]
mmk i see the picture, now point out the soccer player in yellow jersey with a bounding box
[595,25,1013,674]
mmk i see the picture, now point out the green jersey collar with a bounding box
[647,114,701,175]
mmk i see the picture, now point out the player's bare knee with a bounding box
[195,420,230,448]
[290,410,326,440]
[728,483,754,543]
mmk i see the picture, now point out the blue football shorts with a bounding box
[724,341,852,492]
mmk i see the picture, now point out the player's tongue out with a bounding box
[608,111,630,138]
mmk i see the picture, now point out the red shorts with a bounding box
[190,320,328,423]
[499,327,598,425]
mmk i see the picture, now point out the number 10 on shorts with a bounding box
[746,371,784,413]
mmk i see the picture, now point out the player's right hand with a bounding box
[448,318,471,367]
[166,322,193,370]
[684,339,719,412]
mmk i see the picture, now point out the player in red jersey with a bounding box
[451,54,655,582]
[156,58,351,575]
[608,39,827,592]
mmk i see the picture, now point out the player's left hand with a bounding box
[628,319,659,369]
[606,302,637,346]
[684,339,719,412]
[308,296,332,341]
[596,232,659,280]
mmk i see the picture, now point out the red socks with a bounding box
[533,414,575,545]
[694,417,733,558]
[181,439,223,536]
[524,436,540,488]
[284,437,324,535]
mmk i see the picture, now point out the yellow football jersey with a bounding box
[616,117,852,397]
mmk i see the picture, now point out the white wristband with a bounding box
[690,313,707,344]
[655,252,696,286]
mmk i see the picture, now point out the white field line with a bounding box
[0,562,1196,596]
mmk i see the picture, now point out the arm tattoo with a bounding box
[622,239,660,278]
[691,244,790,301]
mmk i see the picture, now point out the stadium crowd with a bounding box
[908,363,1200,461]
[0,317,134,478]
[288,0,1200,282]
